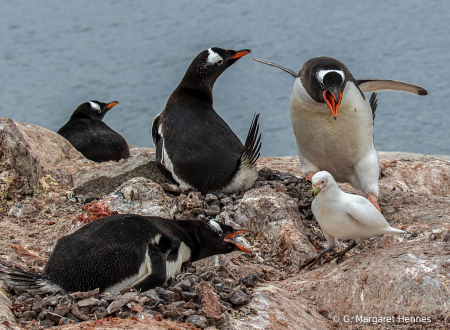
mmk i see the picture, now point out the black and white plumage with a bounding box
[152,48,261,194]
[253,56,427,211]
[57,100,130,162]
[0,214,249,294]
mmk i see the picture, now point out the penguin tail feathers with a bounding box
[369,92,378,121]
[241,113,261,168]
[382,227,405,235]
[0,264,61,294]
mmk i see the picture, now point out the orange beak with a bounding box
[323,91,342,119]
[230,50,251,59]
[107,101,119,109]
[225,230,250,253]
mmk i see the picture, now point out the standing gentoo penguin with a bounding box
[300,171,404,268]
[253,56,427,211]
[152,47,261,194]
[0,214,250,294]
[57,100,130,162]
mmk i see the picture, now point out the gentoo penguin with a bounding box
[152,47,261,194]
[0,214,249,294]
[253,56,427,211]
[300,171,404,268]
[57,100,130,162]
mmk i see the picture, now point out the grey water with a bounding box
[1,0,449,156]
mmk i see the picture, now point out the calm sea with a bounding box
[1,0,449,156]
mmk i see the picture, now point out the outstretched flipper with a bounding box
[357,79,428,95]
[253,58,298,78]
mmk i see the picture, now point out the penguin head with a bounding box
[72,100,119,120]
[180,47,251,92]
[196,220,250,260]
[312,171,336,195]
[301,57,350,119]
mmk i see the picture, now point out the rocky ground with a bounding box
[0,118,449,329]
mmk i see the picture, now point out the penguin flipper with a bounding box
[357,79,428,95]
[151,113,162,146]
[155,139,177,184]
[133,247,168,292]
[253,58,298,78]
[241,113,262,168]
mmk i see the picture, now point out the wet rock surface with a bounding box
[1,120,450,329]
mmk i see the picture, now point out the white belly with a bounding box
[290,79,378,191]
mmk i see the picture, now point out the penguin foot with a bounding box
[366,192,381,212]
[323,241,357,265]
[303,172,316,182]
[299,246,334,270]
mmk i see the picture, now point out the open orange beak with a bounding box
[230,49,251,59]
[323,91,342,119]
[107,101,119,109]
[225,230,251,253]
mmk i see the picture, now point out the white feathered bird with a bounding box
[301,171,404,268]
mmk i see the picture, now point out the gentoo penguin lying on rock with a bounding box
[300,171,404,269]
[152,47,261,194]
[253,56,427,211]
[57,100,130,162]
[0,215,249,294]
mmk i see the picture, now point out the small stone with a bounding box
[182,291,199,301]
[213,283,225,292]
[107,292,138,314]
[99,292,117,302]
[166,301,186,309]
[94,306,109,319]
[44,295,59,306]
[185,314,209,329]
[8,203,39,218]
[204,205,221,216]
[38,312,46,320]
[59,317,75,325]
[39,319,54,327]
[240,274,259,287]
[172,286,183,294]
[46,312,63,323]
[186,275,200,285]
[141,289,163,307]
[97,298,109,308]
[77,297,99,307]
[184,301,199,310]
[220,197,233,207]
[70,304,89,321]
[32,295,45,312]
[21,311,37,320]
[15,293,31,304]
[218,292,229,301]
[66,313,79,322]
[175,279,192,291]
[70,288,99,300]
[229,290,250,306]
[205,194,219,202]
[54,305,70,316]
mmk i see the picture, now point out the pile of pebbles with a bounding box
[9,268,260,329]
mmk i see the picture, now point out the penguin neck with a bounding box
[69,112,102,121]
[178,72,215,104]
[171,220,206,261]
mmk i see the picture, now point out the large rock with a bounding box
[107,177,176,218]
[235,187,316,266]
[0,118,42,199]
[281,240,450,322]
[225,285,330,330]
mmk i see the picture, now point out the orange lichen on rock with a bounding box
[73,199,118,224]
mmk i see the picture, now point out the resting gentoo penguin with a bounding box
[253,56,427,211]
[300,171,404,269]
[152,47,261,194]
[57,100,130,162]
[0,214,249,294]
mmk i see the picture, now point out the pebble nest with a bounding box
[5,167,320,329]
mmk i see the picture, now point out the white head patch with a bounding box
[209,220,223,234]
[207,48,223,65]
[317,70,345,84]
[89,101,101,113]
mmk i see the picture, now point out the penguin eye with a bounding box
[321,180,324,184]
[319,82,324,88]
[218,230,223,236]
[217,59,224,65]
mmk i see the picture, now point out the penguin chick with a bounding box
[300,171,404,269]
[0,215,250,294]
[57,100,130,162]
[253,56,427,212]
[152,47,261,194]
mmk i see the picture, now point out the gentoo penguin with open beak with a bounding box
[152,47,261,194]
[0,214,250,294]
[57,100,130,162]
[253,56,427,211]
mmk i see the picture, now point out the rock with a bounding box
[174,279,192,291]
[107,177,176,218]
[205,194,218,203]
[31,295,45,313]
[20,311,37,320]
[7,203,39,218]
[240,274,259,287]
[235,187,316,265]
[53,305,70,316]
[195,281,223,322]
[46,311,63,323]
[77,297,99,307]
[69,288,99,300]
[106,292,139,314]
[0,118,42,199]
[229,290,250,306]
[182,292,199,301]
[70,304,89,321]
[39,319,55,327]
[141,289,163,308]
[43,295,59,306]
[204,204,221,216]
[185,314,209,329]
